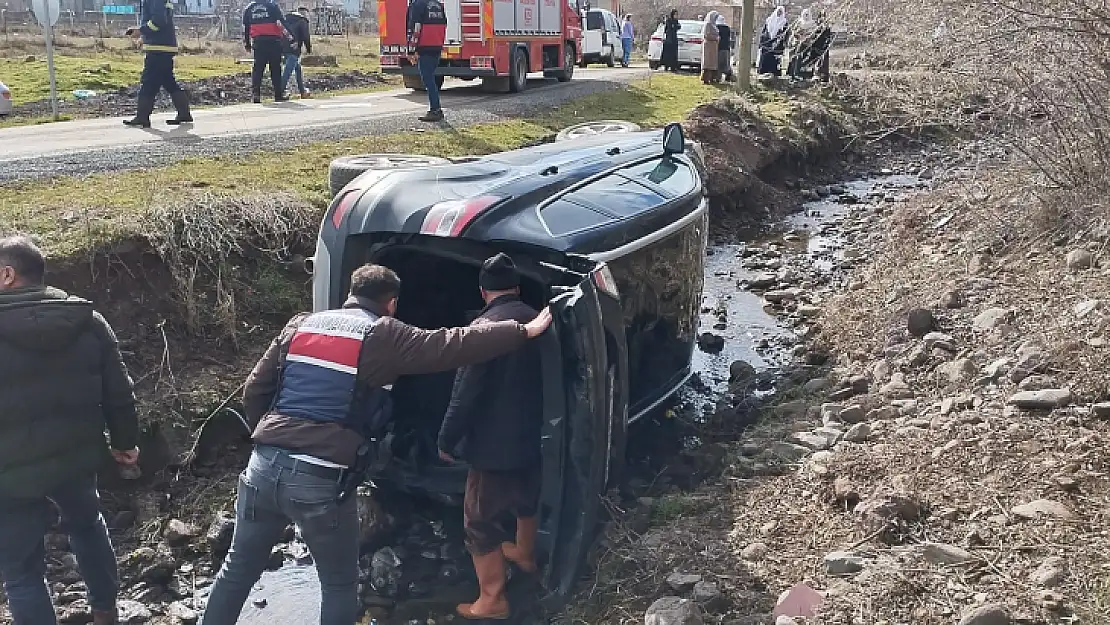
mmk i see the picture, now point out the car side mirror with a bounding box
[663,122,685,155]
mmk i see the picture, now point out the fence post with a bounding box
[736,0,753,89]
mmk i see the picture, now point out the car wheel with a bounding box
[555,119,642,142]
[648,60,660,70]
[556,43,575,82]
[328,154,450,197]
[605,46,616,67]
[403,75,425,91]
[509,48,528,93]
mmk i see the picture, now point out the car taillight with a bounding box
[687,37,702,44]
[592,265,619,299]
[420,195,503,237]
[329,190,359,229]
[650,35,662,41]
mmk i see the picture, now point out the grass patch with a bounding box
[2,35,381,105]
[651,494,701,522]
[1,73,723,257]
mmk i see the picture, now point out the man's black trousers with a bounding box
[138,51,183,98]
[251,36,284,97]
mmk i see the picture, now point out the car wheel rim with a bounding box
[561,120,639,139]
[345,155,447,169]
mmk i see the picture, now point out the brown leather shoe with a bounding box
[92,608,118,625]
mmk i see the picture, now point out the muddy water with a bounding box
[233,174,924,625]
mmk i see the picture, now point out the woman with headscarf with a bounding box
[661,9,680,72]
[757,6,788,75]
[787,7,832,80]
[699,11,720,84]
[715,14,732,82]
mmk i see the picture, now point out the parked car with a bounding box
[646,19,706,70]
[0,81,12,116]
[580,8,621,67]
[311,124,708,601]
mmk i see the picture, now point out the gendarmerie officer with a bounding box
[123,0,193,127]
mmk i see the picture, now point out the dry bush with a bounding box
[143,191,316,344]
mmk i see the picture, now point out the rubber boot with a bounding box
[501,516,538,573]
[166,91,193,125]
[122,95,155,128]
[457,551,510,620]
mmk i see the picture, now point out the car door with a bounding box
[538,261,611,606]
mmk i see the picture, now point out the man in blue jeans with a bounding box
[407,0,448,122]
[281,7,313,99]
[198,265,552,625]
[0,235,140,625]
[620,14,635,67]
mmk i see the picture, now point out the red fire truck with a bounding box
[377,0,583,93]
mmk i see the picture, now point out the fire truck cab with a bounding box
[378,0,584,93]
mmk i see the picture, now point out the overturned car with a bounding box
[309,123,709,601]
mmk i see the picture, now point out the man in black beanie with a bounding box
[438,252,543,620]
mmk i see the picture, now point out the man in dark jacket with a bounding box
[280,7,313,99]
[243,0,290,103]
[407,0,447,122]
[122,0,193,127]
[0,236,140,625]
[199,264,552,625]
[438,253,543,621]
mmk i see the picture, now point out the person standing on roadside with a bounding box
[198,264,552,625]
[0,236,140,625]
[620,14,635,67]
[281,7,313,99]
[715,14,733,82]
[699,11,720,84]
[661,9,680,72]
[122,0,193,127]
[438,254,545,621]
[407,0,447,122]
[243,0,290,103]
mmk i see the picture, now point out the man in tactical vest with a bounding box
[122,0,193,127]
[242,0,291,103]
[0,236,140,625]
[199,264,552,625]
[407,0,448,122]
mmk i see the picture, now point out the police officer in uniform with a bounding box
[123,0,193,127]
[407,0,447,122]
[198,264,552,625]
[242,0,290,103]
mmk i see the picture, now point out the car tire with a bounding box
[555,119,641,142]
[328,154,451,197]
[509,48,528,93]
[648,60,660,70]
[555,43,575,82]
[403,75,425,91]
[605,46,616,67]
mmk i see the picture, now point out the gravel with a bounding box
[0,70,649,183]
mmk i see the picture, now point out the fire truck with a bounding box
[377,0,583,93]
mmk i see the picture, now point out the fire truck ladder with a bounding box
[460,0,485,42]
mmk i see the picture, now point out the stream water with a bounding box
[228,173,926,625]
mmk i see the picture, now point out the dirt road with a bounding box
[0,66,649,182]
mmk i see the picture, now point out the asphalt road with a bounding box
[0,66,650,183]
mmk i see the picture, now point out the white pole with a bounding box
[44,2,58,120]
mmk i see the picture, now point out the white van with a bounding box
[580,8,621,67]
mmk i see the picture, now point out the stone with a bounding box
[856,493,923,539]
[666,572,703,593]
[645,597,704,625]
[938,358,977,385]
[749,273,778,289]
[692,581,726,611]
[1010,347,1048,383]
[163,520,200,548]
[906,308,935,337]
[1017,375,1056,391]
[923,332,956,352]
[957,604,1012,625]
[824,551,865,575]
[881,374,914,399]
[370,547,404,597]
[918,542,974,565]
[843,422,871,443]
[1011,499,1076,520]
[871,359,893,382]
[838,404,867,424]
[729,360,758,384]
[167,602,199,625]
[697,333,725,353]
[764,290,798,304]
[983,358,1009,381]
[1092,402,1110,418]
[940,290,964,309]
[772,583,824,619]
[59,601,93,624]
[741,542,768,562]
[1030,556,1066,587]
[973,307,1012,332]
[793,432,832,451]
[1066,249,1095,270]
[769,442,811,461]
[117,600,152,624]
[1073,299,1100,318]
[206,512,236,559]
[1007,389,1072,410]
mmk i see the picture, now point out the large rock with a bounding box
[923,332,956,352]
[117,600,152,624]
[938,358,977,385]
[1030,556,1066,587]
[692,581,727,611]
[906,308,935,337]
[855,493,923,542]
[824,551,865,575]
[957,604,1012,625]
[1066,249,1095,270]
[1012,499,1076,520]
[206,512,236,559]
[972,308,1012,332]
[843,422,871,443]
[645,597,704,625]
[1010,345,1048,383]
[1007,389,1072,410]
[666,572,703,593]
[163,519,200,548]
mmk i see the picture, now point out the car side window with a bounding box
[586,11,603,30]
[564,174,668,218]
[541,199,615,235]
[618,158,699,199]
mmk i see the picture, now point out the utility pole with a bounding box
[735,0,754,90]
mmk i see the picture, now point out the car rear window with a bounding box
[618,158,699,199]
[586,11,604,30]
[680,21,702,34]
[541,199,615,235]
[564,175,668,218]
